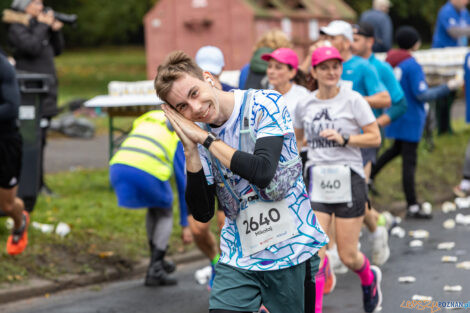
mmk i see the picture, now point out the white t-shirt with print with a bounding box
[282,83,310,126]
[294,86,376,177]
[198,89,328,271]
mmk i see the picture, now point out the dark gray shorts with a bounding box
[209,261,307,313]
[309,170,367,218]
[361,147,379,166]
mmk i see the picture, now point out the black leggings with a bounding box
[371,139,418,206]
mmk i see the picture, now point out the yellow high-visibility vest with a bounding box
[109,110,180,181]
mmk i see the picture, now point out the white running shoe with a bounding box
[371,226,390,266]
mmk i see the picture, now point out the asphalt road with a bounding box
[1,207,469,313]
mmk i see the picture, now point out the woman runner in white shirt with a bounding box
[261,47,310,126]
[294,46,382,313]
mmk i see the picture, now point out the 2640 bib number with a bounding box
[236,199,298,257]
[242,208,280,234]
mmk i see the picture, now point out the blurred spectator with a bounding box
[432,0,470,135]
[0,52,30,256]
[352,21,407,266]
[454,140,470,197]
[195,45,234,91]
[359,0,393,52]
[5,0,64,196]
[109,110,191,287]
[372,26,462,219]
[432,0,470,48]
[238,29,292,89]
[454,51,470,197]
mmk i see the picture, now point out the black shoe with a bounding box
[406,206,433,219]
[145,249,177,287]
[361,265,382,313]
[162,259,176,274]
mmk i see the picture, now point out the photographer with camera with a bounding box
[4,0,65,196]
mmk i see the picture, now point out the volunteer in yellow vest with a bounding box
[109,110,191,287]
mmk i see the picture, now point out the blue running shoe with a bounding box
[361,265,382,312]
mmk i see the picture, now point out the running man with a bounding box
[155,51,328,313]
[0,51,30,256]
[295,46,383,313]
[351,21,408,266]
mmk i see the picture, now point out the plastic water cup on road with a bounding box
[398,276,416,283]
[391,226,405,238]
[194,265,212,285]
[455,197,470,209]
[456,261,470,270]
[442,201,457,213]
[443,219,456,229]
[409,240,423,247]
[5,218,13,230]
[455,214,470,226]
[409,229,429,239]
[441,256,458,263]
[422,202,432,215]
[55,222,71,237]
[444,285,462,292]
[437,242,455,250]
[32,221,54,234]
[412,295,433,301]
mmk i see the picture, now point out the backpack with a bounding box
[207,90,302,220]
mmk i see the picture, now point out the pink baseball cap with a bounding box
[261,48,299,69]
[311,46,343,67]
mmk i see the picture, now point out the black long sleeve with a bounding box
[185,169,216,223]
[0,55,20,134]
[230,136,284,189]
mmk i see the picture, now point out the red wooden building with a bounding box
[144,0,356,79]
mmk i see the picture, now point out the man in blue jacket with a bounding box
[372,26,462,219]
[432,0,470,135]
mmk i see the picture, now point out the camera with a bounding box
[44,7,78,26]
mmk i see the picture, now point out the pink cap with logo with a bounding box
[261,48,299,69]
[311,46,343,67]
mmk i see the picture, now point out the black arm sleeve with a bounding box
[185,169,216,223]
[0,56,20,120]
[230,136,284,189]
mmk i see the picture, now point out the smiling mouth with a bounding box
[201,105,211,119]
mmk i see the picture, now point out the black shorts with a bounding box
[0,132,23,189]
[309,169,367,218]
[361,147,379,166]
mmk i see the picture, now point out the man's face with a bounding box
[452,0,469,10]
[165,73,220,124]
[25,0,44,17]
[325,35,349,54]
[351,34,372,57]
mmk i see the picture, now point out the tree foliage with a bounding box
[0,0,460,47]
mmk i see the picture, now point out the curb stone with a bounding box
[0,249,205,305]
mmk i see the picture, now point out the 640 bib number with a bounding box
[236,199,298,257]
[310,164,352,203]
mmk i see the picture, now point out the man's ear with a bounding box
[203,71,215,86]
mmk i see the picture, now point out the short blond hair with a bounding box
[253,29,293,51]
[154,50,204,103]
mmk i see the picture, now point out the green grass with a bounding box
[55,46,147,106]
[372,119,470,210]
[0,169,197,283]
